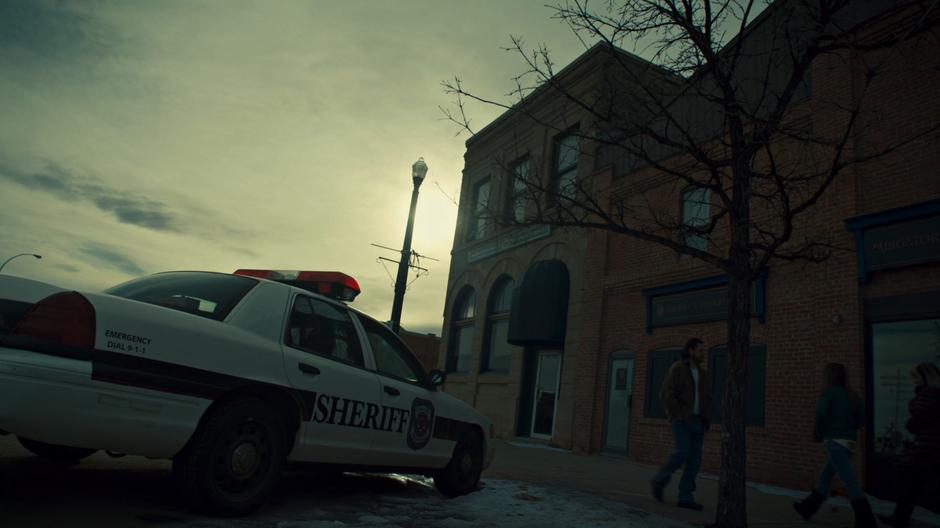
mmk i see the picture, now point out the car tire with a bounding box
[17,436,97,462]
[433,429,483,497]
[173,398,286,516]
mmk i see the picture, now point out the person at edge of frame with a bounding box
[879,362,940,528]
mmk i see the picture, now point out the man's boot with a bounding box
[792,490,825,520]
[851,498,877,528]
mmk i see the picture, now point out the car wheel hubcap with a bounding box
[230,441,259,479]
[460,452,473,473]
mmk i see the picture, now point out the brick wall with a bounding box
[442,2,940,495]
[577,26,940,492]
[398,330,442,374]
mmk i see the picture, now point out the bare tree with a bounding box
[443,1,940,526]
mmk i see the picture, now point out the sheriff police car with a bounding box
[0,270,493,515]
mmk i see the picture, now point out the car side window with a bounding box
[359,317,425,384]
[285,295,364,367]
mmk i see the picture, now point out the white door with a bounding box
[355,314,452,468]
[281,293,384,464]
[604,357,634,453]
[530,351,562,438]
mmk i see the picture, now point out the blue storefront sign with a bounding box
[642,274,767,334]
[844,199,940,282]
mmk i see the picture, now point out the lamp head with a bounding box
[412,157,428,187]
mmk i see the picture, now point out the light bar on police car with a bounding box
[233,269,361,302]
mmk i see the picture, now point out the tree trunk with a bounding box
[714,162,753,528]
[714,274,752,528]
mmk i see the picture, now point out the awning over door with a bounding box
[507,259,569,347]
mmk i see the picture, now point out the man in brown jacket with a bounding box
[650,337,711,511]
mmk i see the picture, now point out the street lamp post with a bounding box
[389,157,427,334]
[0,253,42,273]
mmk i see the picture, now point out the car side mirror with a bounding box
[428,369,446,387]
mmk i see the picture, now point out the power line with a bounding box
[371,243,435,290]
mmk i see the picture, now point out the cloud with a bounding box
[0,1,115,65]
[0,163,178,232]
[54,263,81,273]
[0,1,596,333]
[79,243,145,276]
[91,194,175,231]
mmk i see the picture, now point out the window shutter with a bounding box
[746,346,767,426]
[709,348,726,422]
[708,345,766,427]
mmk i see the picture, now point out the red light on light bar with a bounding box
[233,269,361,302]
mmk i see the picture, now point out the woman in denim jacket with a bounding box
[793,363,876,528]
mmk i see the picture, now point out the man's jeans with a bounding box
[814,440,864,500]
[652,416,704,503]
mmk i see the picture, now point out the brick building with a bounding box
[439,1,940,499]
[398,328,441,373]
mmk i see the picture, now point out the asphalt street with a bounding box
[0,434,683,528]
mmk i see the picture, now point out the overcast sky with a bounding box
[0,0,595,334]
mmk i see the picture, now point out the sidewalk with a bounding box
[483,440,940,528]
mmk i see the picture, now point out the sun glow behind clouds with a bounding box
[0,0,588,335]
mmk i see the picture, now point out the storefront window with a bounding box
[871,319,940,455]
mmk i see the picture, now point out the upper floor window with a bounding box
[483,277,514,373]
[285,295,364,367]
[447,288,476,373]
[467,178,490,242]
[553,131,580,201]
[508,159,529,224]
[681,187,711,251]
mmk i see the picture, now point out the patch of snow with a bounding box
[277,522,346,528]
[351,515,387,525]
[434,517,477,528]
[175,478,688,528]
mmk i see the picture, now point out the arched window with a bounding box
[482,277,514,373]
[446,288,476,373]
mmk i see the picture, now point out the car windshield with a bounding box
[105,272,258,321]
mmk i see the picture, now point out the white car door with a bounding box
[281,293,384,465]
[354,314,453,468]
